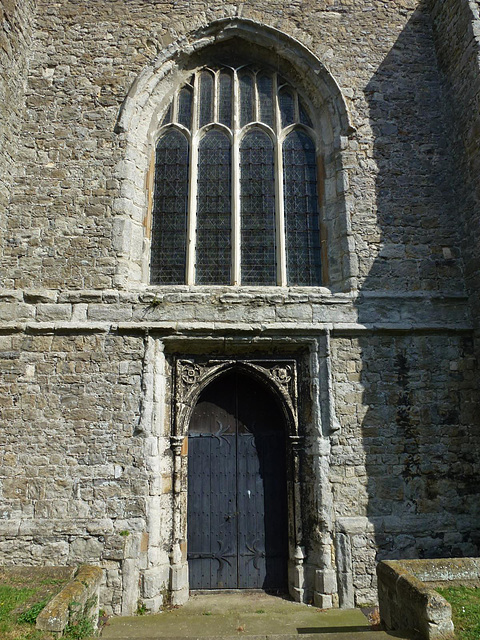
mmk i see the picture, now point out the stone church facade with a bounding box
[1,0,480,616]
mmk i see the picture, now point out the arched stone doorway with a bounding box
[169,357,305,603]
[187,369,288,590]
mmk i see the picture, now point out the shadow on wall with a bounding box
[335,1,480,606]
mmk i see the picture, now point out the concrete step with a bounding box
[101,636,400,640]
[98,593,412,640]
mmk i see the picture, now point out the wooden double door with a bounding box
[187,370,288,590]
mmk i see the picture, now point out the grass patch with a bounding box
[0,585,37,624]
[39,578,64,587]
[64,615,96,640]
[17,599,49,625]
[0,568,74,640]
[437,586,480,640]
[0,585,44,639]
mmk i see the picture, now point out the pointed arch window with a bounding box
[150,64,322,286]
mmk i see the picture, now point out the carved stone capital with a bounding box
[170,435,184,454]
[294,545,305,565]
[289,434,305,454]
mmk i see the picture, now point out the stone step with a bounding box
[102,636,393,640]
[99,630,406,640]
[99,593,410,640]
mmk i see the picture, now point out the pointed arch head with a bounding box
[113,18,356,291]
[175,360,298,440]
[116,19,352,140]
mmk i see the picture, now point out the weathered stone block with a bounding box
[143,565,170,598]
[314,593,333,609]
[315,569,338,594]
[35,303,72,321]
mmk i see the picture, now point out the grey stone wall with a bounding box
[330,333,480,603]
[0,0,479,614]
[0,0,466,296]
[0,331,151,613]
[429,0,480,337]
[0,0,36,254]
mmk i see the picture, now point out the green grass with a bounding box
[39,578,64,587]
[64,615,96,640]
[0,585,41,639]
[437,586,480,640]
[0,585,94,640]
[0,569,77,640]
[17,600,49,625]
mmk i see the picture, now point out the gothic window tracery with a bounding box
[150,64,322,286]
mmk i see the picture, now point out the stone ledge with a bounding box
[0,287,472,333]
[0,320,473,336]
[377,558,480,640]
[36,565,103,637]
[0,287,473,306]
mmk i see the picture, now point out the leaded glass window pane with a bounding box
[151,129,189,284]
[151,63,324,288]
[258,73,274,127]
[240,130,276,285]
[283,130,322,286]
[178,86,192,128]
[219,71,233,128]
[279,87,295,128]
[199,71,214,128]
[196,130,232,284]
[239,71,254,127]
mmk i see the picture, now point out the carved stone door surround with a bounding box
[168,357,306,604]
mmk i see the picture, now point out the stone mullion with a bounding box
[172,91,179,124]
[274,74,287,286]
[213,69,219,123]
[232,69,241,285]
[186,73,200,285]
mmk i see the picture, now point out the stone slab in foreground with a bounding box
[36,564,103,637]
[377,557,480,639]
